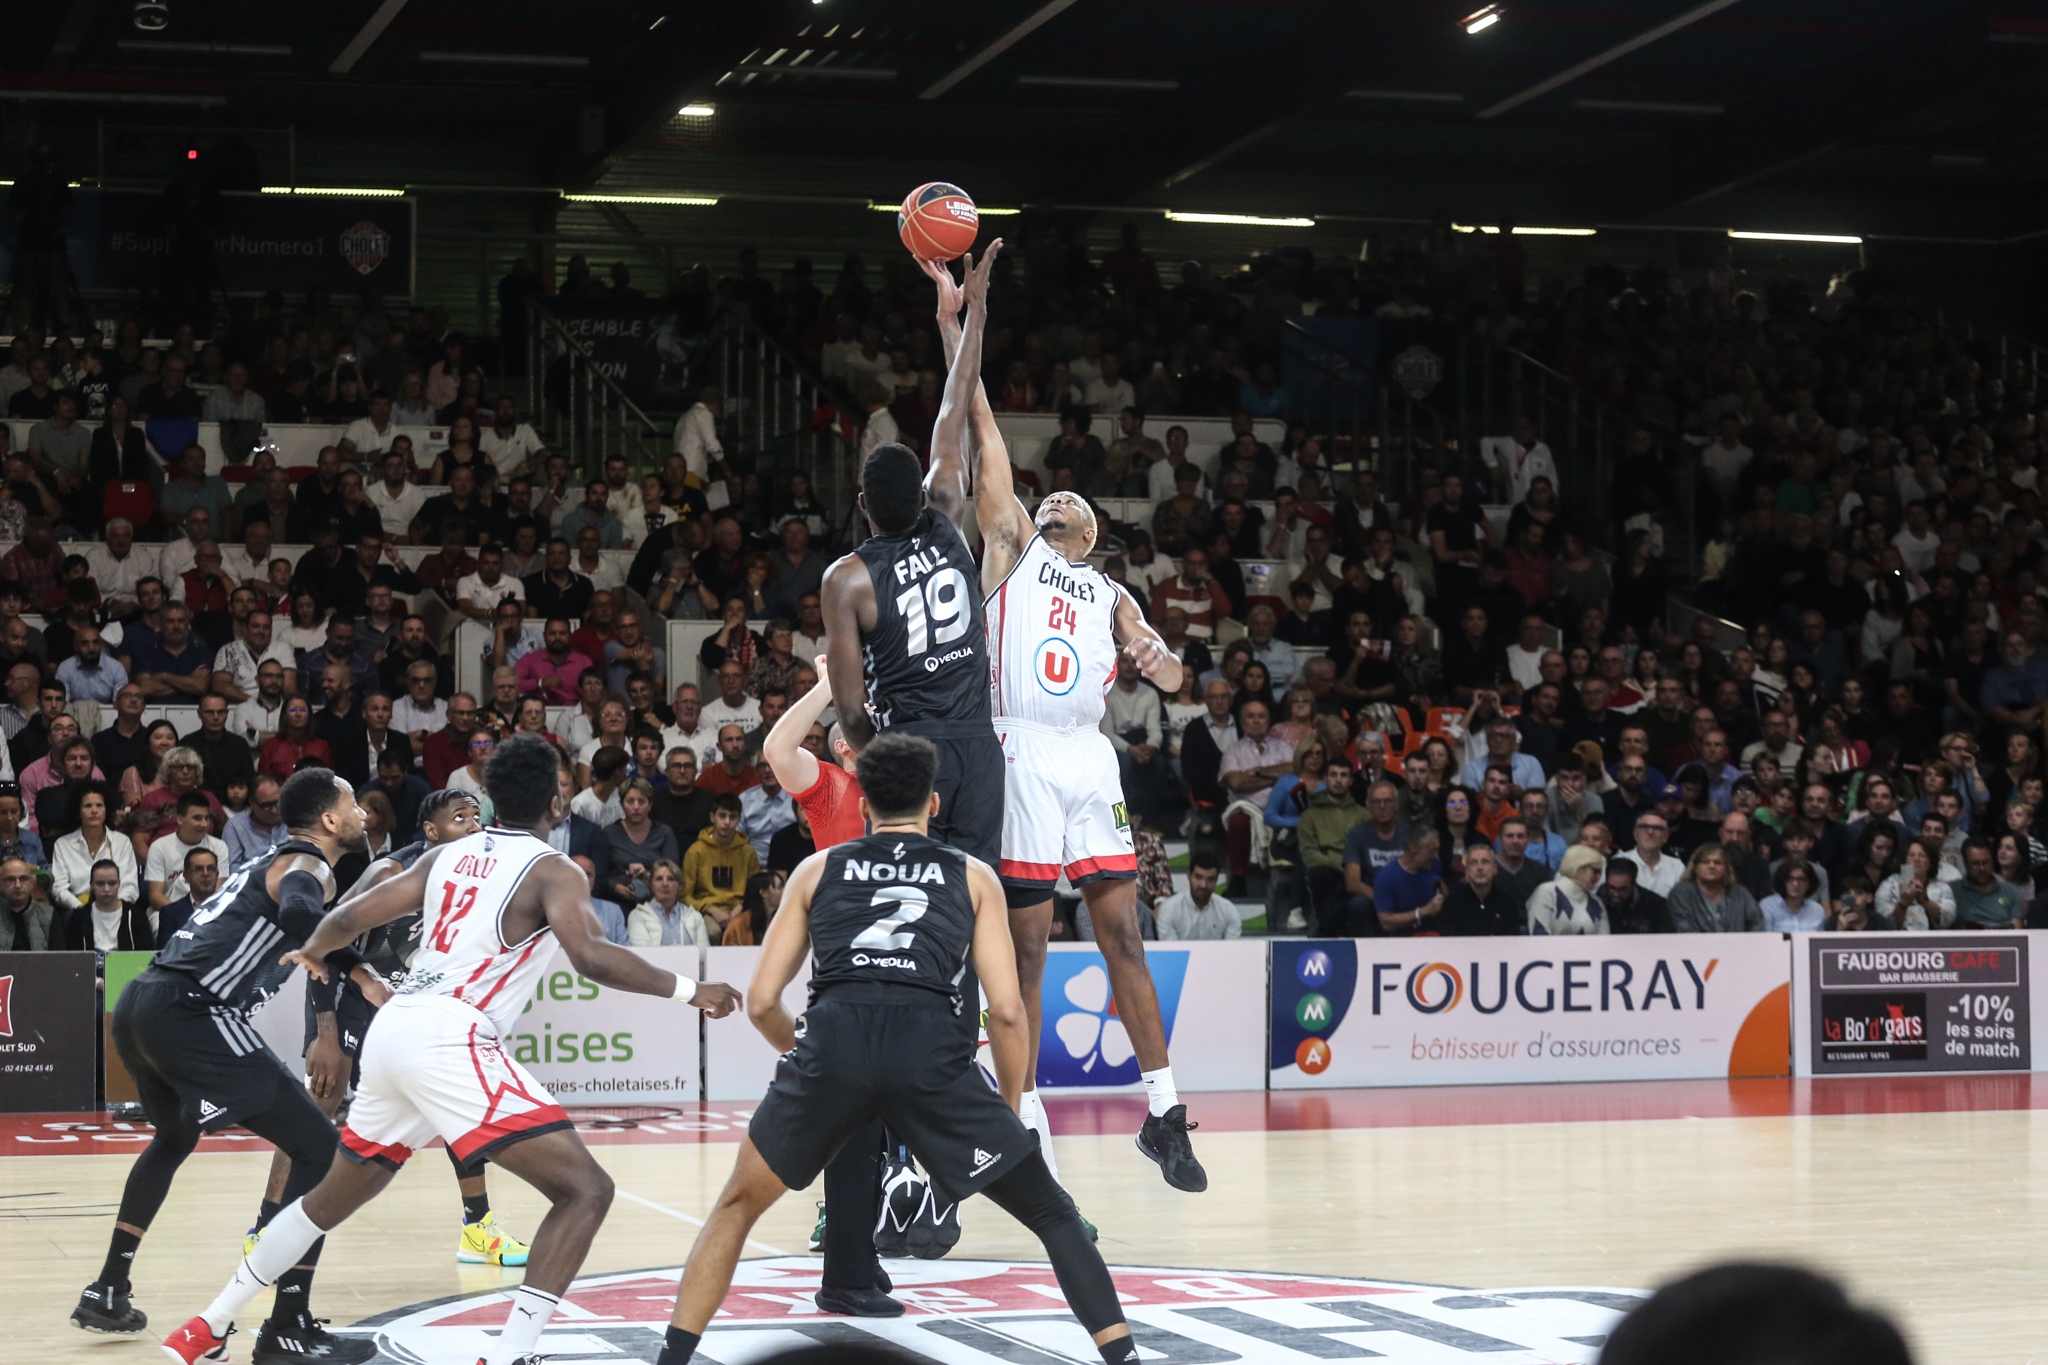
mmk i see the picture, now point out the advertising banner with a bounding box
[1270,936,1791,1089]
[247,948,706,1106]
[1793,933,2034,1077]
[102,950,157,1105]
[0,187,416,297]
[1035,941,1267,1094]
[0,951,99,1111]
[545,299,700,409]
[703,941,1267,1101]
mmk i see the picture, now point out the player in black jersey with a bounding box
[73,768,376,1365]
[820,244,1004,866]
[813,247,1008,1310]
[653,734,1137,1365]
[237,791,531,1267]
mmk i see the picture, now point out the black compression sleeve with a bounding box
[276,868,330,940]
[981,1151,1126,1336]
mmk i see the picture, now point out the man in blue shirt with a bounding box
[128,603,213,700]
[1515,790,1570,870]
[1372,826,1446,936]
[1981,629,2048,732]
[55,624,128,704]
[1459,711,1545,790]
[560,479,625,549]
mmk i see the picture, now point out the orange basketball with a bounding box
[897,182,978,261]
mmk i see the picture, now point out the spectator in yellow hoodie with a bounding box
[682,792,758,932]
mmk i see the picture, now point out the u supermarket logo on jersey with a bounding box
[1035,636,1081,695]
[1038,951,1188,1087]
[354,1258,1644,1365]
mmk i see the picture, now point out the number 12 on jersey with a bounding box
[896,566,970,656]
[431,881,479,953]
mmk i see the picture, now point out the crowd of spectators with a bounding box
[0,302,852,961]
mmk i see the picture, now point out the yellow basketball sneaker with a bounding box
[457,1211,530,1267]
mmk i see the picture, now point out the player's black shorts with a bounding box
[302,981,378,1086]
[750,990,1035,1204]
[905,726,1004,870]
[114,968,301,1134]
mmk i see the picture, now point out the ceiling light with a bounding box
[1573,98,1722,115]
[564,193,717,205]
[676,103,715,118]
[1463,5,1502,35]
[732,62,895,79]
[1346,89,1464,103]
[1015,75,1178,91]
[648,15,666,29]
[1728,229,1861,244]
[1452,224,1594,236]
[261,185,405,197]
[419,51,589,67]
[1164,211,1314,228]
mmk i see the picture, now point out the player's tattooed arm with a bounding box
[967,857,1030,1113]
[1112,588,1185,694]
[746,852,824,1052]
[822,556,878,752]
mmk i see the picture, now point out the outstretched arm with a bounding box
[535,855,739,1012]
[762,653,834,796]
[923,242,1004,531]
[822,554,879,751]
[1112,587,1184,693]
[288,847,444,970]
[922,251,1031,592]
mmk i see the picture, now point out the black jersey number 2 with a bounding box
[850,885,929,950]
[894,567,970,657]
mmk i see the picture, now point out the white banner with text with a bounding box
[1269,935,1792,1088]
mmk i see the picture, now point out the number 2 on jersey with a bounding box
[431,881,479,953]
[850,885,929,950]
[1046,595,1077,635]
[895,566,969,657]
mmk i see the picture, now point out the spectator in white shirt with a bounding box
[480,395,545,480]
[1700,415,1753,491]
[83,519,159,615]
[857,381,900,459]
[144,794,230,908]
[220,522,274,588]
[672,386,723,481]
[1243,606,1300,686]
[701,660,763,735]
[210,608,296,703]
[1619,814,1683,896]
[368,451,429,541]
[342,393,398,457]
[1506,613,1549,692]
[1082,354,1135,415]
[1154,854,1241,940]
[1481,416,1560,503]
[392,659,450,744]
[454,545,524,622]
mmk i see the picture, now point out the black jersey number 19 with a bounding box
[895,567,971,657]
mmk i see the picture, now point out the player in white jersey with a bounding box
[922,247,1204,1194]
[163,735,742,1365]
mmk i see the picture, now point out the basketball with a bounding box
[898,182,978,261]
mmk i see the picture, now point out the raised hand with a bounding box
[919,256,964,319]
[963,238,1004,304]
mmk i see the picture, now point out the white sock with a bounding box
[1019,1089,1060,1182]
[1141,1067,1179,1119]
[488,1285,561,1365]
[202,1201,325,1335]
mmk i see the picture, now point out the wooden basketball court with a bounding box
[5,1080,2042,1363]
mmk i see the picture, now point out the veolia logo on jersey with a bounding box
[1035,637,1081,695]
[357,1258,1642,1363]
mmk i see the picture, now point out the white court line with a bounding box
[615,1188,792,1257]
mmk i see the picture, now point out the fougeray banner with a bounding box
[1793,933,2034,1077]
[1270,936,1791,1088]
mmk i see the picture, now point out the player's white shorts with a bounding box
[995,719,1137,899]
[337,993,570,1169]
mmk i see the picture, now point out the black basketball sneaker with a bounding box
[1137,1104,1209,1193]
